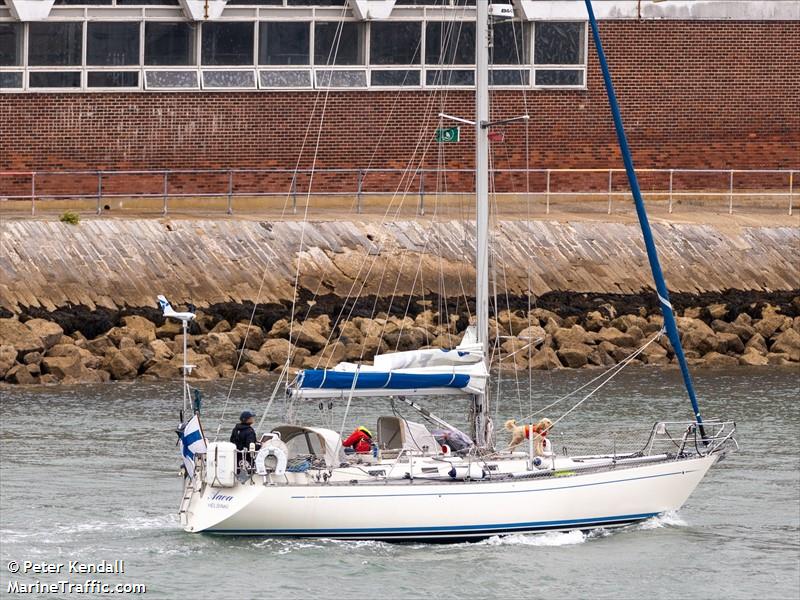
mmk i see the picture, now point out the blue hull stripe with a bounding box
[207,512,658,536]
[289,468,698,500]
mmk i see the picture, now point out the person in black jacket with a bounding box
[230,410,259,471]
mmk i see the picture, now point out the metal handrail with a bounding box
[0,167,795,217]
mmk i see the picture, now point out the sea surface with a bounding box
[1,367,798,599]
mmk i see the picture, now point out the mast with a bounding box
[471,0,490,447]
[584,0,707,439]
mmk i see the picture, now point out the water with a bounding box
[1,367,798,599]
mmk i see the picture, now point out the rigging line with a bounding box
[357,164,444,361]
[278,90,323,219]
[279,4,349,219]
[309,38,440,355]
[516,329,665,424]
[286,5,349,366]
[350,27,425,214]
[292,176,425,366]
[311,117,446,364]
[548,332,662,431]
[324,73,466,356]
[319,162,431,360]
[488,143,522,420]
[388,4,471,345]
[312,85,451,364]
[390,219,440,352]
[307,0,470,363]
[494,137,527,411]
[219,8,352,434]
[215,269,270,441]
[526,183,533,416]
[398,2,466,346]
[337,365,361,441]
[499,16,535,415]
[316,10,461,323]
[431,4,471,349]
[255,363,289,434]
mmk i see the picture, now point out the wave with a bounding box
[1,514,177,544]
[637,511,687,530]
[479,529,588,547]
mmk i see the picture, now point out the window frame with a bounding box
[144,21,197,67]
[0,9,588,93]
[531,20,588,90]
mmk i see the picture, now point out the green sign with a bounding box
[435,127,460,143]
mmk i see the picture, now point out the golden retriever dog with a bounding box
[504,418,553,455]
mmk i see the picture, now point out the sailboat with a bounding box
[172,0,737,541]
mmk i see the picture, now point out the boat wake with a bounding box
[251,537,392,555]
[636,511,687,530]
[479,529,589,547]
[1,514,177,544]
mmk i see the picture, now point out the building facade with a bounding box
[0,0,797,181]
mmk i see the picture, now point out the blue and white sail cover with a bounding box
[289,327,487,399]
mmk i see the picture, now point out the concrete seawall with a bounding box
[1,216,798,314]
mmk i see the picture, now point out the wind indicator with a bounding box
[157,294,196,413]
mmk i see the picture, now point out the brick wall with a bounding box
[1,20,797,192]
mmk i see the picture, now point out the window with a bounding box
[287,0,345,4]
[260,70,311,88]
[88,71,139,87]
[201,22,254,66]
[372,70,420,87]
[426,69,474,86]
[534,69,582,86]
[425,22,475,65]
[490,70,529,85]
[145,22,195,66]
[202,70,256,88]
[87,22,140,66]
[397,0,475,3]
[534,22,584,65]
[259,22,310,65]
[533,22,585,87]
[0,72,23,88]
[370,22,421,65]
[28,22,83,66]
[29,72,81,87]
[316,69,366,87]
[145,70,199,89]
[0,23,22,66]
[6,15,585,92]
[314,22,363,66]
[116,0,179,4]
[491,21,527,65]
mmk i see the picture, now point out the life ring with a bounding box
[255,440,289,476]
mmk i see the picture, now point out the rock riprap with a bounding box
[2,296,798,385]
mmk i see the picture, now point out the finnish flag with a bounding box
[179,414,207,479]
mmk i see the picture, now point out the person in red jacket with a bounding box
[343,426,374,454]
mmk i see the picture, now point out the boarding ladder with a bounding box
[178,480,194,526]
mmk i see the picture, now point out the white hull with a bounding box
[182,453,719,541]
